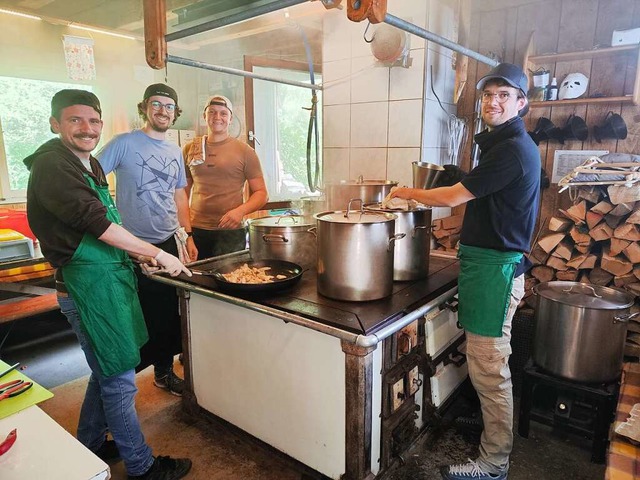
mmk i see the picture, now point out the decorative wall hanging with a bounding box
[62,35,96,81]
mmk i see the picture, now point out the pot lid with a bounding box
[364,202,431,213]
[324,179,398,187]
[534,281,635,309]
[314,210,396,224]
[250,215,315,228]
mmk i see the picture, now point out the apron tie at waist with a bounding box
[457,244,523,337]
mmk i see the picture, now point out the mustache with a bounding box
[73,134,99,139]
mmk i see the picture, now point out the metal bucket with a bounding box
[324,179,398,211]
[412,162,444,189]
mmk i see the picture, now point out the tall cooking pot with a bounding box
[314,201,404,301]
[532,281,638,383]
[365,203,432,280]
[248,215,317,270]
[324,177,398,211]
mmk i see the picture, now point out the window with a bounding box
[248,62,322,202]
[0,76,92,202]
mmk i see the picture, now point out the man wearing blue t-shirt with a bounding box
[98,84,197,396]
[391,63,540,480]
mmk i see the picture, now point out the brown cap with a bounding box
[204,95,232,114]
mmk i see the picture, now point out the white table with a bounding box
[0,405,109,479]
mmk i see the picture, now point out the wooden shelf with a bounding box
[529,44,639,64]
[524,41,640,107]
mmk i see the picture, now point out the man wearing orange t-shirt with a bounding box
[182,95,268,257]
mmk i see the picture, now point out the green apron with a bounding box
[457,244,523,337]
[61,173,148,377]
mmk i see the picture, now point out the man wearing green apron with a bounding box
[390,63,540,480]
[24,89,193,480]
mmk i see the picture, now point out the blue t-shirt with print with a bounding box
[97,129,187,244]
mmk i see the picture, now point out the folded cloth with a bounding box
[174,227,191,264]
[382,196,410,210]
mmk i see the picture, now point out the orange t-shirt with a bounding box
[182,136,264,229]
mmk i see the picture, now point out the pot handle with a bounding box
[344,198,364,217]
[307,226,317,237]
[412,224,433,238]
[614,312,640,324]
[387,233,406,251]
[563,284,602,298]
[262,234,289,244]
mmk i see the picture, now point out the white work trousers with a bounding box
[465,274,525,475]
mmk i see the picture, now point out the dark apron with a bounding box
[457,244,523,337]
[61,174,148,377]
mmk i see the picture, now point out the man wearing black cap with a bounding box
[98,83,196,397]
[24,89,192,479]
[391,63,540,480]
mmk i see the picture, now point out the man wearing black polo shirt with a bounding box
[390,63,540,480]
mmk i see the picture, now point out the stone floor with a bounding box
[1,315,607,480]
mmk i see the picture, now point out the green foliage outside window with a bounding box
[0,77,90,191]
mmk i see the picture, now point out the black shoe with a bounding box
[154,371,184,396]
[95,439,120,462]
[128,456,192,480]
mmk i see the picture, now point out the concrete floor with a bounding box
[1,316,607,480]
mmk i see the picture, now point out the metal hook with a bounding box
[363,21,374,43]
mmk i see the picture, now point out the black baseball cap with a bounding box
[143,83,178,104]
[476,63,529,96]
[476,63,529,116]
[51,89,101,118]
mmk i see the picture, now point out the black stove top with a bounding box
[168,253,459,336]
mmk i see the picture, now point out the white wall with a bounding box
[321,0,460,219]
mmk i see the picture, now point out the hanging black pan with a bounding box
[191,259,304,294]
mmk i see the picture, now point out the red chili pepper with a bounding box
[0,429,17,456]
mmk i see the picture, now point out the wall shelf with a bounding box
[525,43,640,107]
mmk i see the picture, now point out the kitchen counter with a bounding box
[152,252,461,480]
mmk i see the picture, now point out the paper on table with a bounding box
[0,360,53,420]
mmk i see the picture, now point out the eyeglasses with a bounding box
[481,92,517,103]
[149,101,176,112]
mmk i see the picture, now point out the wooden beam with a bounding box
[144,0,167,69]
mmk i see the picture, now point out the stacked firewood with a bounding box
[523,185,640,308]
[432,214,463,253]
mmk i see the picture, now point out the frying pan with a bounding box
[192,259,304,294]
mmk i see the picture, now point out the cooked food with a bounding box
[221,263,287,284]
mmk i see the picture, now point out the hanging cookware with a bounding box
[314,200,404,301]
[192,259,303,295]
[532,281,638,383]
[364,203,432,280]
[323,177,398,211]
[248,215,317,270]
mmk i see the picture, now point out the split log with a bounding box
[614,273,637,287]
[437,234,460,249]
[627,209,640,225]
[529,244,550,265]
[610,202,635,217]
[565,200,587,222]
[635,266,640,282]
[440,214,463,230]
[552,240,573,261]
[578,271,591,284]
[610,238,632,256]
[589,267,614,286]
[548,216,573,232]
[556,269,579,281]
[605,215,626,229]
[570,225,591,244]
[578,254,598,270]
[590,223,614,241]
[624,242,640,264]
[524,276,538,293]
[601,251,633,276]
[546,256,568,271]
[538,233,565,254]
[591,200,614,215]
[586,211,604,229]
[566,254,588,269]
[531,265,555,283]
[609,185,640,205]
[625,283,640,297]
[574,241,594,254]
[614,223,640,241]
[577,187,602,203]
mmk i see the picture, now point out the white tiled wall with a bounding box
[322,0,460,202]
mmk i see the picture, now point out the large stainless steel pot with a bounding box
[324,178,398,211]
[248,215,317,270]
[532,281,638,383]
[365,203,432,281]
[314,202,404,301]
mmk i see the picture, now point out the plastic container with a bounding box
[0,209,36,241]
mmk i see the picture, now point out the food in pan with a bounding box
[221,263,287,284]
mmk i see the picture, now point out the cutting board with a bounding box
[0,360,53,419]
